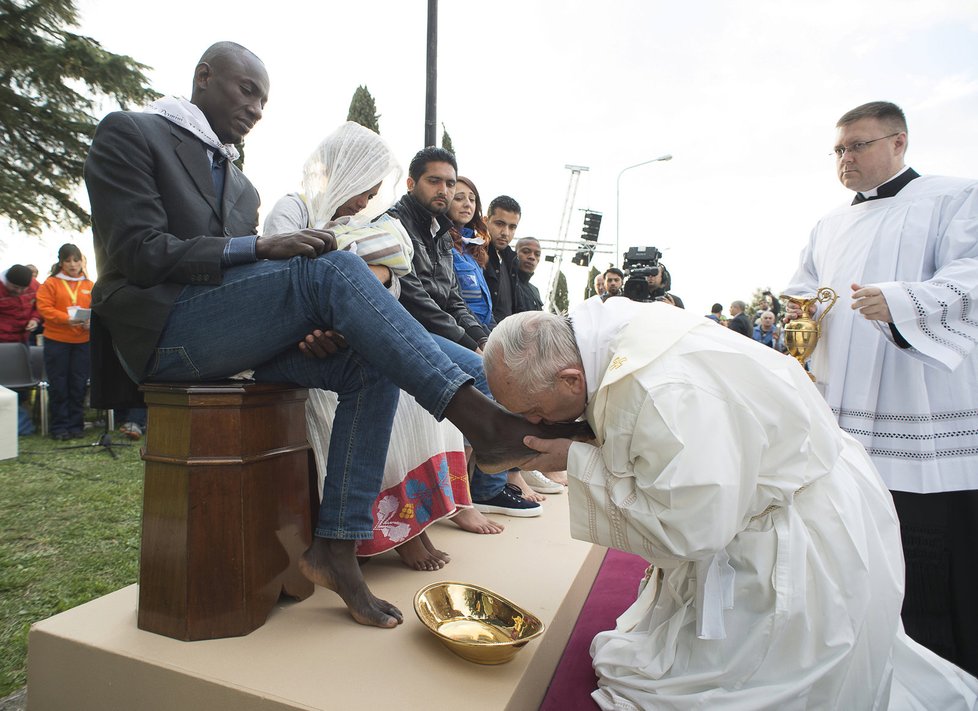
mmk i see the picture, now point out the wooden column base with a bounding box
[138,382,316,641]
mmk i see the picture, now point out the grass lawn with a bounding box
[0,427,143,698]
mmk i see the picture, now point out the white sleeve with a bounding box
[567,380,763,566]
[872,184,978,371]
[262,194,308,236]
[782,226,821,299]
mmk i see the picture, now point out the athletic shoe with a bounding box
[473,483,542,518]
[522,469,564,494]
[119,422,143,440]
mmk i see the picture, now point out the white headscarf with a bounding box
[301,122,402,229]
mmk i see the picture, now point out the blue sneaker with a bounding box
[473,483,542,518]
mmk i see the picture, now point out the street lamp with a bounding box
[615,154,672,264]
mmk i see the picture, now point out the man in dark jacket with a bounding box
[483,196,522,324]
[513,237,543,312]
[728,300,752,337]
[386,148,489,352]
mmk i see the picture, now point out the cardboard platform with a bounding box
[28,493,604,710]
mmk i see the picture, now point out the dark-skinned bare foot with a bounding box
[299,537,403,628]
[419,531,450,564]
[451,507,505,534]
[394,534,447,571]
[443,386,595,473]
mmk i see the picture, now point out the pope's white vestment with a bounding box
[566,298,977,710]
[784,175,978,494]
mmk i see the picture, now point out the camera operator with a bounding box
[645,262,684,309]
[619,247,684,308]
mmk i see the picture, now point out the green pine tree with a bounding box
[0,0,159,233]
[551,270,569,315]
[441,123,455,158]
[346,85,380,133]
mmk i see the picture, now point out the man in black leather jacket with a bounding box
[483,195,522,324]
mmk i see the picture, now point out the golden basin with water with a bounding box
[414,581,545,664]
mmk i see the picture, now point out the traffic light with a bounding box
[572,210,602,266]
[581,211,602,242]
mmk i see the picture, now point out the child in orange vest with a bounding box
[35,244,94,440]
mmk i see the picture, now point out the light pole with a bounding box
[615,154,672,264]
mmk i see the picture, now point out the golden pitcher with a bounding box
[780,287,838,381]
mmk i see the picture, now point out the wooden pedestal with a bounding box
[138,382,316,641]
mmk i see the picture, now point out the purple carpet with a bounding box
[539,548,648,710]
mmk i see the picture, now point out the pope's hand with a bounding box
[521,436,572,473]
[851,282,892,322]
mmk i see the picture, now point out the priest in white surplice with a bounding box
[484,301,977,710]
[784,101,978,677]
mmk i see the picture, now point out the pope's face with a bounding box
[487,364,587,425]
[834,117,905,193]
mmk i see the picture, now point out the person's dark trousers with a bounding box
[891,489,978,677]
[43,339,90,436]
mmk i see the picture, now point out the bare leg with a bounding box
[299,538,403,628]
[508,470,546,502]
[451,506,505,534]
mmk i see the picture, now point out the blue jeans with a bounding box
[44,339,90,436]
[428,334,507,501]
[114,407,147,428]
[147,251,472,539]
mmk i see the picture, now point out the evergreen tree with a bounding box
[0,0,159,233]
[551,270,569,315]
[441,123,455,157]
[584,265,599,299]
[346,85,380,133]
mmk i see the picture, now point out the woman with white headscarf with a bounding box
[264,122,471,571]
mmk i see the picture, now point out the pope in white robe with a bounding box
[484,299,977,710]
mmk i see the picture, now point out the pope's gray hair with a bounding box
[483,311,582,396]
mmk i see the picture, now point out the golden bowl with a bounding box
[414,581,545,665]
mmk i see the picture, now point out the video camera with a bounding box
[621,246,662,303]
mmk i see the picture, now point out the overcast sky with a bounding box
[3,0,977,315]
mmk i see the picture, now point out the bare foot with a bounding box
[395,534,447,571]
[420,531,450,564]
[299,538,403,628]
[508,471,546,502]
[547,470,568,486]
[451,507,504,534]
[443,387,595,473]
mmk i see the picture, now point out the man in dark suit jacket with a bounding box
[84,41,584,630]
[727,300,752,337]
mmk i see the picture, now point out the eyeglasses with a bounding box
[831,133,900,158]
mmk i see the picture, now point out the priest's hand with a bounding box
[851,283,892,322]
[299,329,348,358]
[521,436,572,473]
[783,299,816,323]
